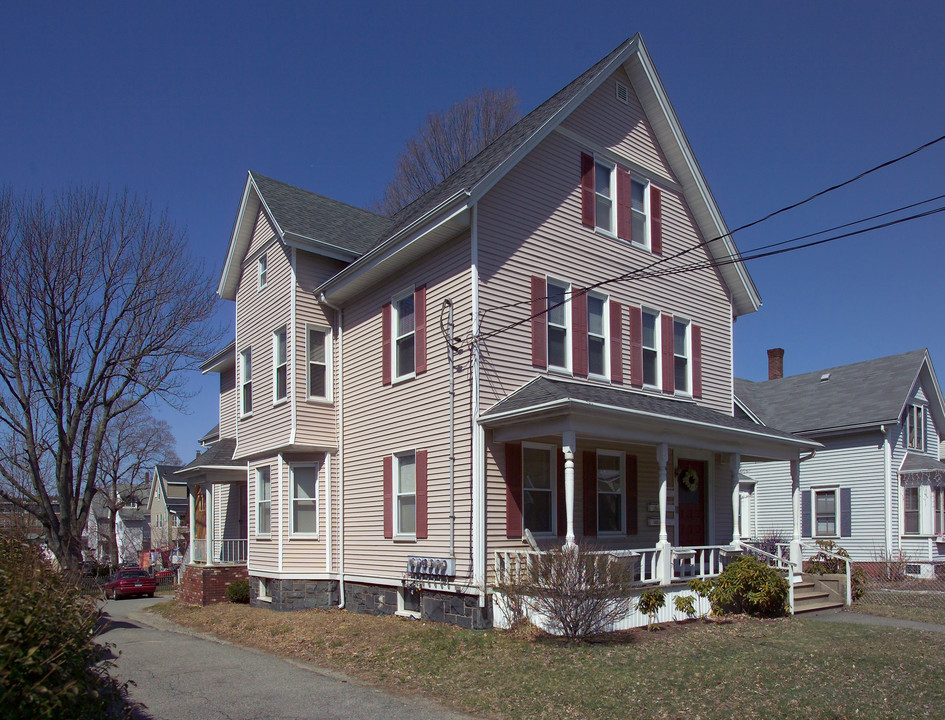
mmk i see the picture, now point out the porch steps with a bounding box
[792,576,843,615]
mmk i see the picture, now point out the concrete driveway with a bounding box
[97,596,477,720]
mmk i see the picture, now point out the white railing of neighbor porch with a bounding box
[212,538,248,564]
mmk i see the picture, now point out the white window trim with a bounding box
[597,449,625,535]
[629,177,651,252]
[258,577,272,602]
[391,287,416,384]
[812,486,839,539]
[255,466,271,538]
[306,324,332,402]
[586,291,610,381]
[257,253,268,291]
[902,485,923,536]
[394,450,417,539]
[397,586,421,618]
[593,158,617,238]
[934,487,944,538]
[546,278,571,374]
[522,441,557,537]
[272,326,288,406]
[641,307,661,390]
[240,348,253,418]
[907,404,926,451]
[673,316,692,397]
[289,462,320,538]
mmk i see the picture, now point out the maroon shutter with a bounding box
[505,443,523,538]
[557,450,566,537]
[650,186,663,255]
[661,313,675,393]
[414,285,427,375]
[692,324,703,399]
[415,450,428,539]
[381,302,391,386]
[530,276,547,369]
[572,288,588,377]
[583,450,597,537]
[617,168,632,242]
[382,456,393,539]
[629,305,643,388]
[581,153,595,228]
[610,301,623,384]
[626,455,638,534]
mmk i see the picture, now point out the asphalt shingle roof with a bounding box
[734,349,928,435]
[176,438,241,473]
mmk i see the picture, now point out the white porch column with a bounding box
[562,430,576,547]
[656,443,672,585]
[730,453,741,545]
[790,458,803,567]
[188,485,195,564]
[205,483,214,567]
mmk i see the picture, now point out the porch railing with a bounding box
[671,545,733,582]
[212,538,248,564]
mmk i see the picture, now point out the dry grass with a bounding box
[152,602,945,719]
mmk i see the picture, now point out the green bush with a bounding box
[226,579,250,604]
[710,554,789,618]
[0,531,131,719]
[637,587,666,630]
[805,539,865,601]
[673,594,696,621]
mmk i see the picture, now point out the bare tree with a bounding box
[97,404,180,568]
[376,88,520,216]
[0,186,219,571]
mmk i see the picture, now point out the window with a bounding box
[814,489,837,537]
[395,452,416,536]
[257,253,268,290]
[393,291,415,380]
[673,318,690,394]
[258,577,271,601]
[907,405,925,451]
[273,327,287,403]
[290,463,319,535]
[256,466,271,536]
[587,293,607,378]
[904,487,920,535]
[399,586,421,617]
[642,309,659,387]
[597,451,624,533]
[594,161,614,234]
[307,326,329,399]
[630,178,648,248]
[935,487,944,536]
[523,444,554,535]
[240,348,253,415]
[546,280,569,371]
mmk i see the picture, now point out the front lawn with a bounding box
[152,602,945,719]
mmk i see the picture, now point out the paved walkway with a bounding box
[800,610,945,634]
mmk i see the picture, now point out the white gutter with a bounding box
[882,424,892,558]
[319,293,345,609]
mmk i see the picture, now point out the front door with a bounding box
[677,459,706,546]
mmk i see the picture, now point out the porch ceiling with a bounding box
[480,377,820,461]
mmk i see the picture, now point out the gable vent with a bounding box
[616,81,630,105]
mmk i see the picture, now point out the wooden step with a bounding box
[793,600,844,615]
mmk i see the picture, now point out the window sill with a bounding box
[394,535,417,543]
[289,534,320,541]
[306,397,333,405]
[391,373,416,386]
[254,535,271,541]
[258,596,272,603]
[547,366,572,378]
[240,412,254,420]
[272,399,288,408]
[395,610,421,619]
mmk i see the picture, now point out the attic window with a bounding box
[616,81,630,105]
[820,373,830,382]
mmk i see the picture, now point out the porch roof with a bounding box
[480,377,819,460]
[900,452,945,487]
[175,438,244,478]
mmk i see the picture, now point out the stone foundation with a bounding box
[249,576,340,611]
[177,564,248,606]
[421,589,492,629]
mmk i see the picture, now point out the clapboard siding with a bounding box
[219,367,236,440]
[279,452,328,572]
[247,456,278,572]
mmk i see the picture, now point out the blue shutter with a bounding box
[801,490,811,538]
[840,488,852,538]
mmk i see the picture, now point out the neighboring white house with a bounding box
[736,348,945,569]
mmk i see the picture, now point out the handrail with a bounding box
[799,541,853,606]
[736,540,799,614]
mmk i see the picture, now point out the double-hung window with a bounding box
[546,280,570,371]
[240,348,253,415]
[903,487,920,535]
[642,309,659,387]
[307,326,329,400]
[935,487,944,536]
[673,318,691,394]
[597,451,624,534]
[395,452,416,536]
[630,178,648,248]
[256,466,271,536]
[814,489,837,537]
[290,463,319,535]
[907,405,925,450]
[257,253,268,290]
[594,161,615,234]
[273,326,287,403]
[522,444,555,535]
[393,291,415,380]
[587,292,608,378]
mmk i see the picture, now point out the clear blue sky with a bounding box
[2,1,943,459]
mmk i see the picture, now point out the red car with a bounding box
[104,568,157,599]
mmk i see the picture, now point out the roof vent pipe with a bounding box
[767,348,784,381]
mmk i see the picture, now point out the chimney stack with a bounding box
[767,348,784,381]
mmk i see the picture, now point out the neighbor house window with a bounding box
[523,444,555,535]
[673,318,691,394]
[395,452,416,536]
[594,161,615,234]
[630,178,648,248]
[240,348,253,415]
[907,405,925,451]
[290,463,319,535]
[903,487,920,535]
[393,291,415,380]
[814,489,837,537]
[597,451,624,533]
[256,466,271,536]
[257,253,268,290]
[587,292,608,378]
[273,326,287,403]
[546,280,570,371]
[307,326,329,399]
[642,309,659,387]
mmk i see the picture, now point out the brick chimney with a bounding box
[767,348,784,381]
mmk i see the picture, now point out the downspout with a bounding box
[442,299,457,561]
[470,204,485,607]
[881,424,892,558]
[320,293,345,609]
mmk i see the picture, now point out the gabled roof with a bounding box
[147,465,182,511]
[200,341,235,374]
[199,424,220,447]
[735,349,945,437]
[175,438,243,474]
